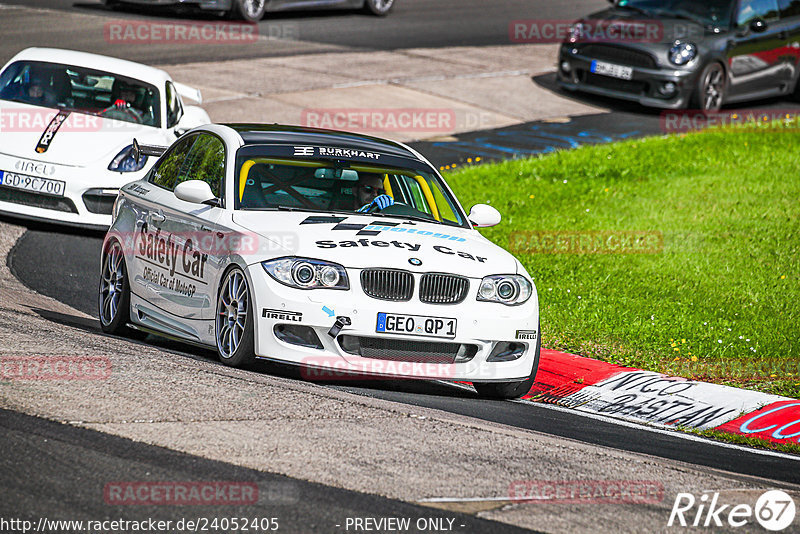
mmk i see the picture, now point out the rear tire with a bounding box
[363,0,394,16]
[690,62,725,113]
[229,0,266,22]
[215,267,256,368]
[474,325,541,400]
[98,240,134,336]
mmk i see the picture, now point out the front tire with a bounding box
[690,62,725,113]
[229,0,266,22]
[98,240,133,335]
[474,326,541,400]
[363,0,394,16]
[215,267,256,368]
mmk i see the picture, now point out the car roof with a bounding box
[225,123,424,161]
[4,48,171,85]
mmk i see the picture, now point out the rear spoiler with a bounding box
[132,138,168,162]
[173,81,203,104]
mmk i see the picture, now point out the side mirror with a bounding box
[175,180,216,205]
[750,18,767,33]
[468,204,502,228]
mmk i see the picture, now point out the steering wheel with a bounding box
[366,200,407,213]
[100,107,143,124]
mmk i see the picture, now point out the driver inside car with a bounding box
[355,172,394,212]
[101,80,143,123]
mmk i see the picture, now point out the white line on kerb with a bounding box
[512,398,800,462]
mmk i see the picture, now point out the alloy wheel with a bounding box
[100,242,125,326]
[216,270,249,359]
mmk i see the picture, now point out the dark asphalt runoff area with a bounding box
[0,408,540,534]
[7,225,800,487]
[0,0,606,62]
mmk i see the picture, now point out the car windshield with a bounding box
[616,0,734,28]
[235,154,467,227]
[0,60,161,127]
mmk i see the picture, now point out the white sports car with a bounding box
[99,124,540,398]
[0,48,210,229]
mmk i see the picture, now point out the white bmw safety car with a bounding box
[99,124,540,398]
[0,48,210,229]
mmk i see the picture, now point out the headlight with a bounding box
[568,22,586,43]
[477,274,532,306]
[669,41,697,65]
[262,257,349,290]
[108,144,148,172]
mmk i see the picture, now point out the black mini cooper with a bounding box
[557,0,800,111]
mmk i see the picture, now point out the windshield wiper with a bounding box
[248,205,466,228]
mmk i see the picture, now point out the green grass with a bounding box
[445,123,800,398]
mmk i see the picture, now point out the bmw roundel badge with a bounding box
[409,258,422,266]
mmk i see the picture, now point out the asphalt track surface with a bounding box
[0,0,607,60]
[7,225,800,486]
[0,408,540,533]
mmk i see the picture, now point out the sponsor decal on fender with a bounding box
[262,309,303,322]
[516,330,537,340]
[35,110,70,154]
[125,183,151,195]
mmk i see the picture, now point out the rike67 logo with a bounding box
[668,490,796,531]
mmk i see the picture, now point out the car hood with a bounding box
[0,100,164,167]
[232,211,519,278]
[574,8,719,55]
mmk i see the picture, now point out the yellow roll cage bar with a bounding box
[237,158,440,221]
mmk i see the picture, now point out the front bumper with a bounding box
[246,263,540,382]
[557,46,700,109]
[0,154,148,229]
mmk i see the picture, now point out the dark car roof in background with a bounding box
[225,124,420,161]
